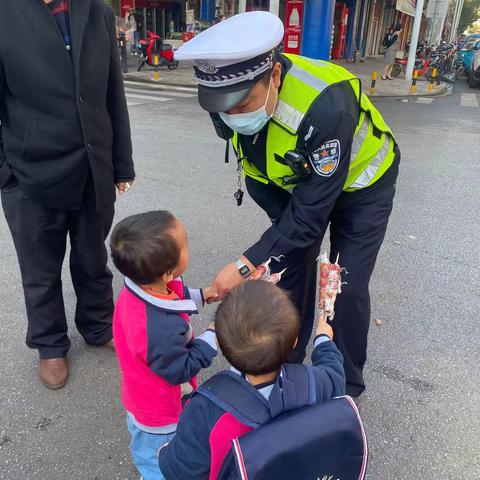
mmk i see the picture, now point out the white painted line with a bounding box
[460,93,479,108]
[125,87,194,98]
[124,93,170,102]
[415,97,434,104]
[127,101,143,107]
[123,80,197,93]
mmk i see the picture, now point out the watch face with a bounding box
[239,265,250,277]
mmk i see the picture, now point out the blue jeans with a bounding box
[126,416,175,480]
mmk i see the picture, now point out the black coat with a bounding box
[0,0,135,210]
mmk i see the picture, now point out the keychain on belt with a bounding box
[233,145,244,207]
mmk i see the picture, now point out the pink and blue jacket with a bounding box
[113,277,217,428]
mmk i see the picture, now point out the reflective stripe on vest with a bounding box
[273,99,304,132]
[350,115,369,162]
[236,55,396,192]
[350,135,391,188]
[289,64,330,94]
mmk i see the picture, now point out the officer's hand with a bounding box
[203,286,219,304]
[210,262,245,302]
[116,179,134,194]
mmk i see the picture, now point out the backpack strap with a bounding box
[198,371,272,428]
[198,365,317,427]
[269,364,317,417]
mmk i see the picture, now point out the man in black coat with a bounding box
[0,0,135,389]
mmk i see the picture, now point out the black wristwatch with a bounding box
[235,259,252,279]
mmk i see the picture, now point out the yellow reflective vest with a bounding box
[233,54,396,192]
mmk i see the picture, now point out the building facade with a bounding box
[110,0,430,61]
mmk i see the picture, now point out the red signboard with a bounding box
[122,0,170,17]
[121,1,134,18]
[283,0,304,55]
[331,3,349,59]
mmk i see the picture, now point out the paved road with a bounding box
[0,80,479,480]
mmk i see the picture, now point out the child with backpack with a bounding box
[110,210,219,480]
[158,281,357,480]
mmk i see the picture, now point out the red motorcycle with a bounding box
[137,31,178,71]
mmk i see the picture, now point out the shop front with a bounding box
[120,0,184,39]
[353,0,418,59]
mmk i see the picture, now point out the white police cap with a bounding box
[175,12,284,112]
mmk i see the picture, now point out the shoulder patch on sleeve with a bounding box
[309,139,341,177]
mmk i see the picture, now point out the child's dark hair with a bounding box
[110,210,179,285]
[215,281,300,375]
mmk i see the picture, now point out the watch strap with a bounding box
[235,259,252,278]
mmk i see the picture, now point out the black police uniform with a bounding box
[240,56,400,397]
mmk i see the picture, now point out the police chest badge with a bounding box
[309,140,340,177]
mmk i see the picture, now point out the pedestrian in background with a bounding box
[0,0,135,389]
[382,26,394,52]
[125,8,139,55]
[382,23,402,80]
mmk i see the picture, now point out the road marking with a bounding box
[124,92,170,103]
[125,87,194,98]
[460,93,479,107]
[123,80,197,93]
[126,101,144,107]
[415,97,435,104]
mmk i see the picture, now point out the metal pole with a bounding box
[451,0,465,42]
[143,8,147,38]
[431,0,439,44]
[118,32,129,73]
[370,70,377,95]
[302,0,336,60]
[449,0,459,41]
[238,0,247,13]
[405,0,425,81]
[269,0,280,16]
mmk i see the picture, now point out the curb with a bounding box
[369,84,449,99]
[123,74,197,90]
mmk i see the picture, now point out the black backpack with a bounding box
[198,365,367,480]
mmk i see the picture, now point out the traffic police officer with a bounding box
[175,12,400,397]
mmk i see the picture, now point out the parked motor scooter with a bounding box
[137,31,178,71]
[391,57,431,78]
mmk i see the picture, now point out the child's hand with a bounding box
[203,286,219,303]
[208,322,215,331]
[316,315,334,340]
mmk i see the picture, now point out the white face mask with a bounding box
[219,77,278,136]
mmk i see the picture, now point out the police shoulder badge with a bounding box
[309,140,341,177]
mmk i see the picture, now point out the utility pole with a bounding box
[406,0,426,81]
[426,0,449,45]
[450,0,466,41]
[269,0,280,15]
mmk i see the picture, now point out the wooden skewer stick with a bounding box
[318,313,327,325]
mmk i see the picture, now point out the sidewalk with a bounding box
[333,56,447,97]
[123,54,447,97]
[123,54,197,88]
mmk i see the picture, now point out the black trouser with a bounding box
[1,178,114,359]
[279,153,399,397]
